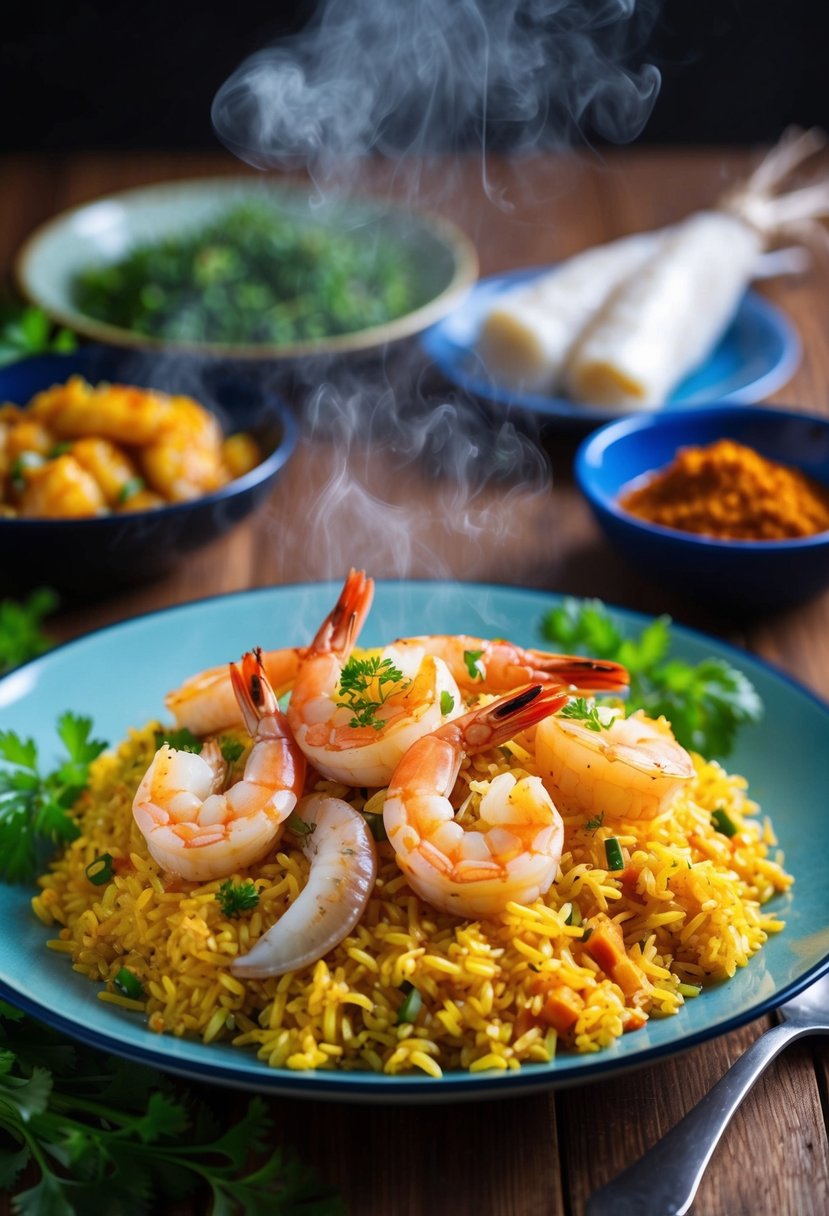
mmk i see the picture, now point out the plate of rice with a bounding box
[0,581,826,1103]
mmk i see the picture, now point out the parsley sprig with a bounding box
[541,599,762,759]
[560,697,611,732]
[0,1000,345,1214]
[0,303,77,367]
[335,656,410,730]
[0,713,107,883]
[216,879,260,918]
[0,589,57,675]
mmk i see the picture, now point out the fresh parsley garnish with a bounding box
[560,697,611,732]
[541,598,762,758]
[336,656,410,730]
[154,727,203,754]
[219,736,245,763]
[0,1002,345,1214]
[216,879,260,918]
[0,712,107,883]
[117,475,145,504]
[585,811,605,832]
[0,588,57,674]
[286,811,316,838]
[440,690,455,715]
[0,303,77,367]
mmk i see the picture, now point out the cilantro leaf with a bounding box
[560,697,611,732]
[541,598,762,759]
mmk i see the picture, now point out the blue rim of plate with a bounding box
[420,266,802,426]
[0,580,827,1104]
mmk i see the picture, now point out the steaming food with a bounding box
[0,376,263,517]
[478,128,829,409]
[72,201,426,347]
[32,572,791,1076]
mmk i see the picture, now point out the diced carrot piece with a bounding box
[539,987,584,1035]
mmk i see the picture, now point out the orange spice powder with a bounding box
[619,438,829,541]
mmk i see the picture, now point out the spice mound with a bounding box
[620,439,829,541]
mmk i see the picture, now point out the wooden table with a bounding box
[2,148,828,1215]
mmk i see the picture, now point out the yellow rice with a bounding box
[32,719,792,1077]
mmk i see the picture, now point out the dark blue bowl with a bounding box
[0,347,298,598]
[575,404,829,612]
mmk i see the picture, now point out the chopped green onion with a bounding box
[604,837,624,870]
[396,982,422,1025]
[117,476,145,504]
[113,967,143,1000]
[462,649,485,681]
[711,807,738,838]
[10,450,44,488]
[85,853,114,886]
[565,902,583,928]
[677,982,703,998]
[581,927,594,944]
[440,690,455,715]
[363,811,388,843]
[48,441,73,459]
[286,811,315,837]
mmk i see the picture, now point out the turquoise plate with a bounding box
[421,267,801,427]
[0,582,826,1103]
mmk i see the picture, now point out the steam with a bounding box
[210,1,663,589]
[212,0,661,171]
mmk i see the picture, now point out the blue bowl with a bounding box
[575,405,829,612]
[0,347,298,598]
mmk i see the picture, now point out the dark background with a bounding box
[1,0,819,152]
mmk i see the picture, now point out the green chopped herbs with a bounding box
[0,588,57,674]
[117,475,145,504]
[216,879,260,918]
[462,648,486,681]
[0,302,77,367]
[560,697,611,732]
[336,655,410,730]
[440,690,455,715]
[541,598,763,759]
[604,837,625,871]
[72,200,426,347]
[396,982,423,1025]
[565,903,583,928]
[154,726,203,754]
[219,735,246,763]
[677,982,703,998]
[113,966,144,1001]
[0,712,107,883]
[585,811,605,833]
[286,811,316,837]
[0,1002,345,1215]
[84,852,114,886]
[711,806,739,838]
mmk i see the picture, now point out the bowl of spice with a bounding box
[575,404,829,611]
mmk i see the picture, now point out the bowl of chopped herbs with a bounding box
[16,178,478,360]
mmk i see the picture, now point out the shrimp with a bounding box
[287,571,464,787]
[383,684,567,917]
[232,794,377,978]
[534,705,695,822]
[29,376,172,445]
[392,634,630,697]
[133,650,305,881]
[164,569,377,737]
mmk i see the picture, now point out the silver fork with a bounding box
[586,969,829,1216]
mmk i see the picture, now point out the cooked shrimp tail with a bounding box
[391,635,628,697]
[231,794,377,978]
[312,567,375,657]
[166,648,302,736]
[133,649,306,881]
[383,683,567,917]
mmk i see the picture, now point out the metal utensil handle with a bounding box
[586,1022,803,1216]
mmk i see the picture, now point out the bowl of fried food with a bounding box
[0,347,297,597]
[575,404,829,612]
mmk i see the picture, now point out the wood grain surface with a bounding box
[1,148,828,1216]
